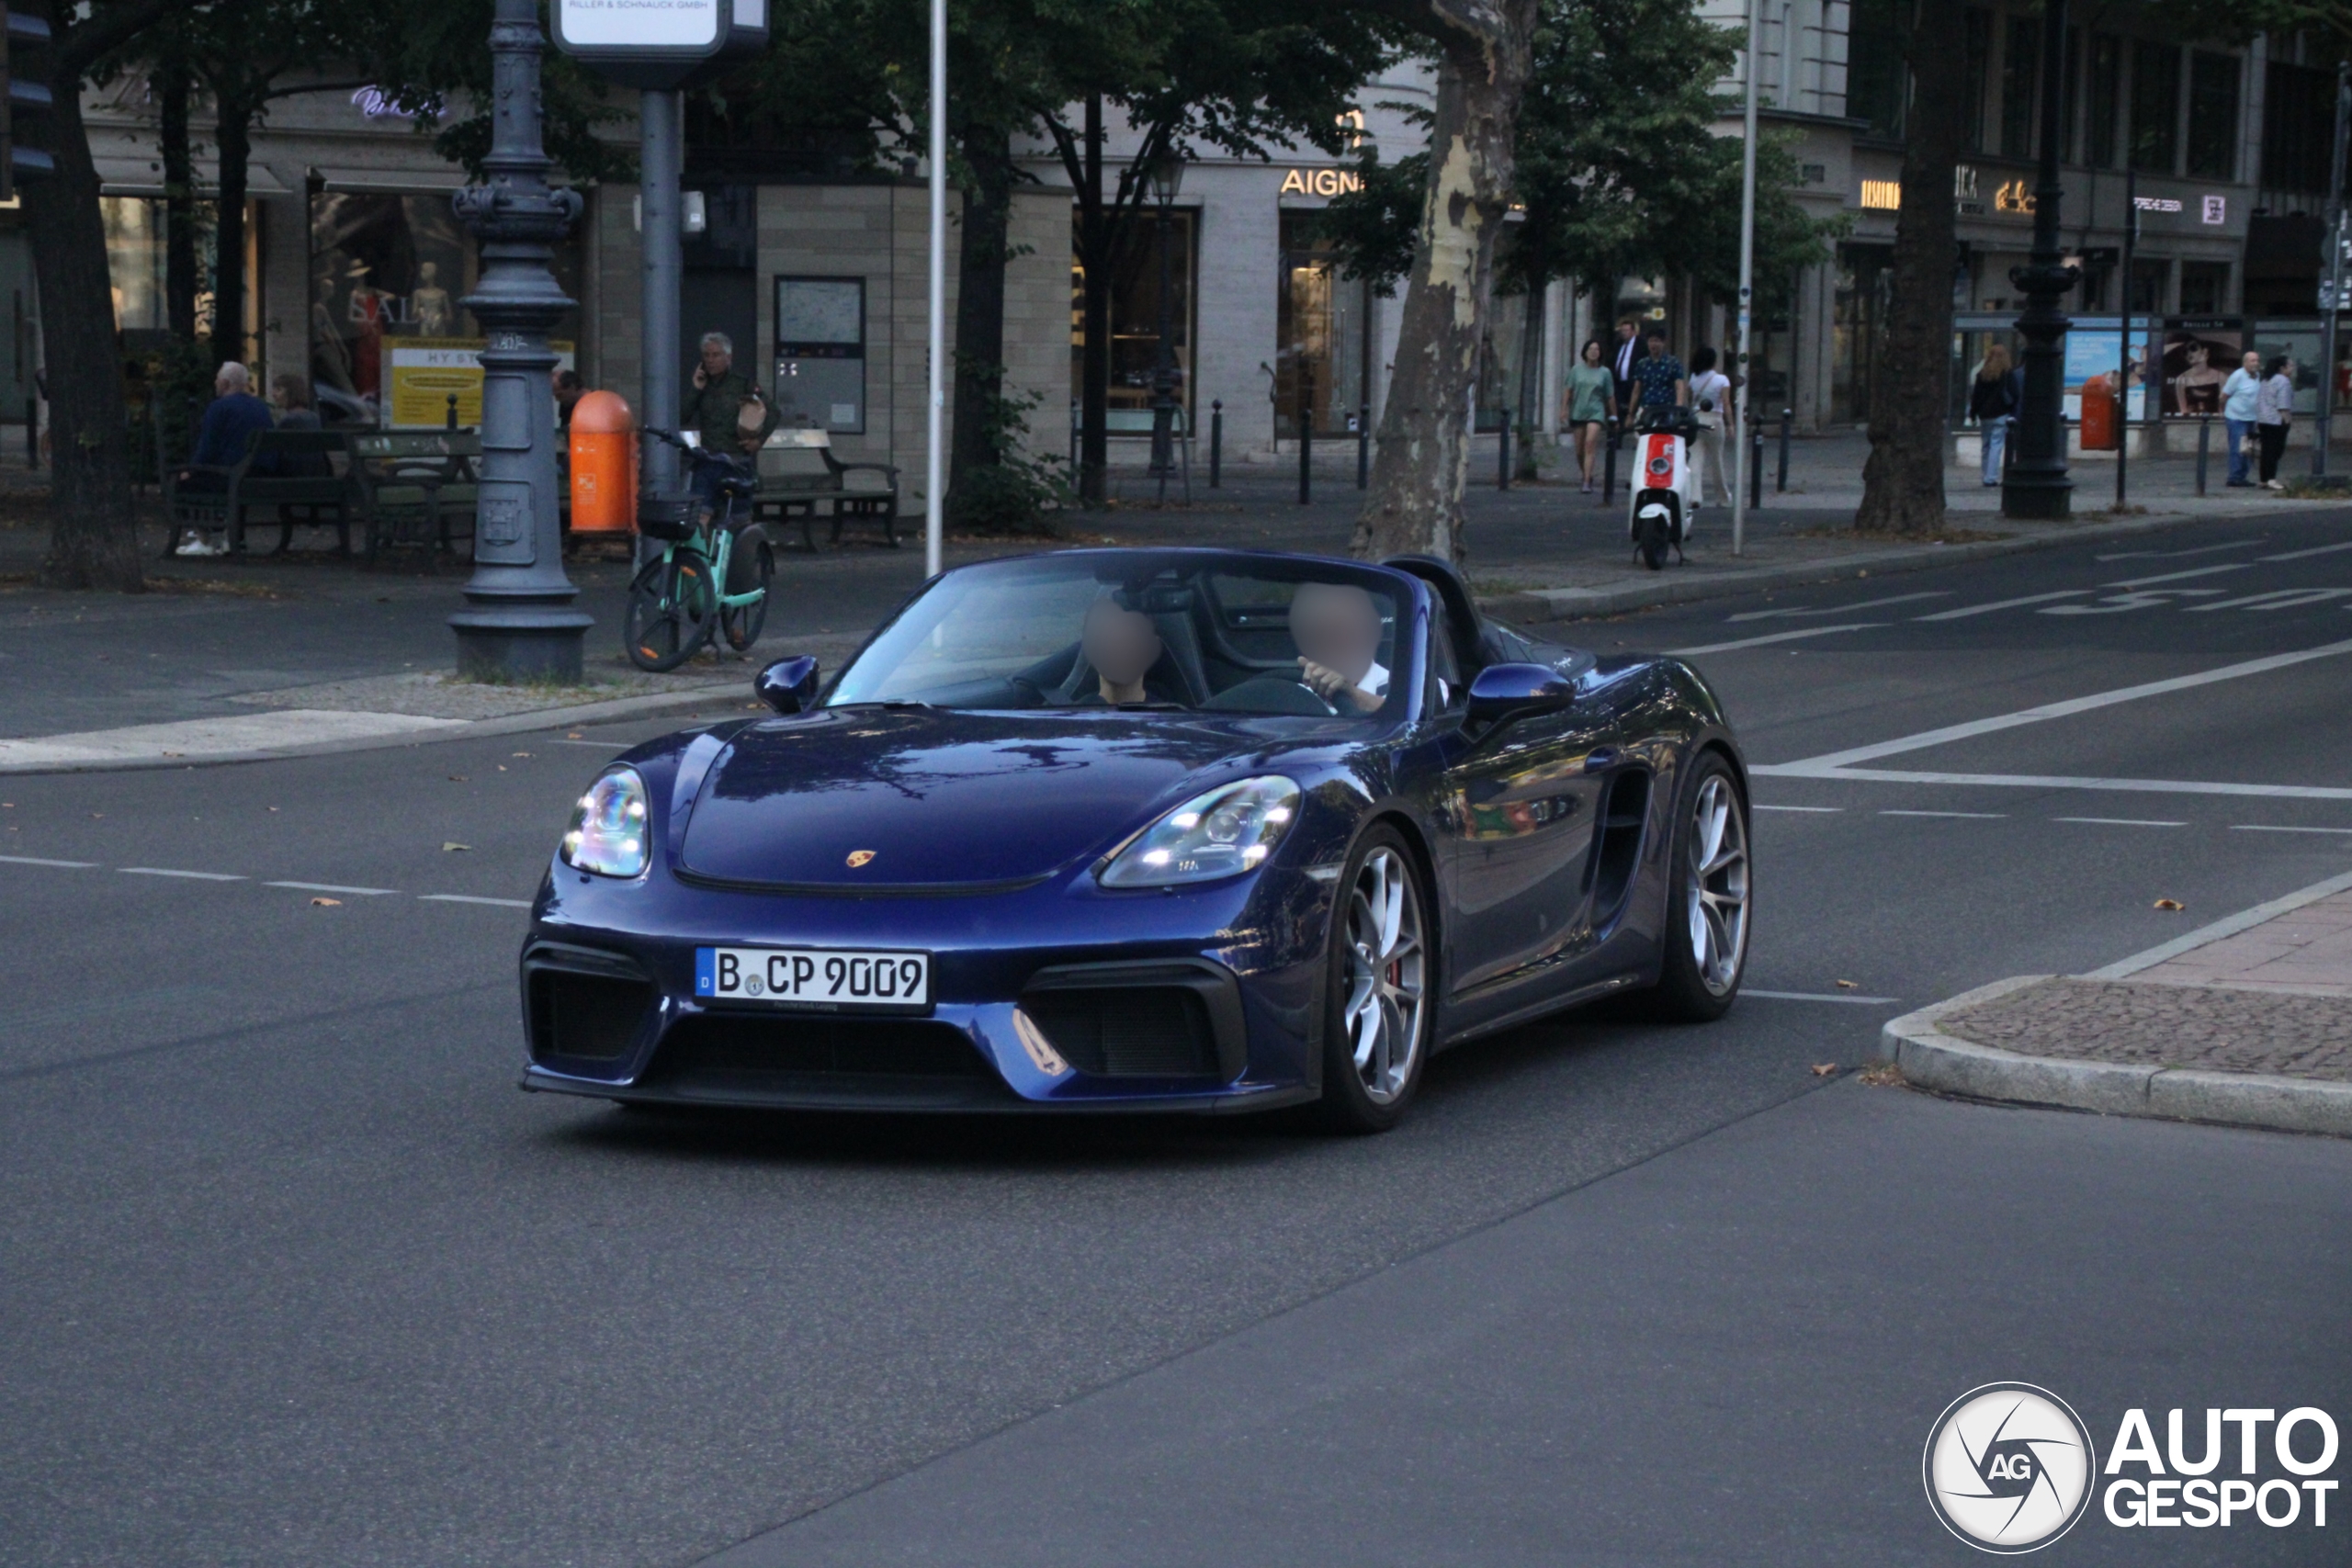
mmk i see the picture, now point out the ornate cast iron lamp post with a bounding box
[2001,0,2076,519]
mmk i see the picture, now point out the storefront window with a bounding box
[310,191,582,419]
[2186,51,2241,180]
[1274,211,1370,439]
[1070,209,1195,424]
[2089,35,2123,169]
[2131,42,2182,174]
[103,198,172,333]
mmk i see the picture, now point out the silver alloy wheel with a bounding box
[1343,846,1427,1104]
[1686,773,1750,996]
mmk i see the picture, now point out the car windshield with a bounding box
[828,555,1410,716]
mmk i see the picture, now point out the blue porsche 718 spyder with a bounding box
[519,548,1750,1132]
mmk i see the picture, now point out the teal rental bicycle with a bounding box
[625,429,774,672]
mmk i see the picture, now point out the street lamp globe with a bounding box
[1147,149,1184,209]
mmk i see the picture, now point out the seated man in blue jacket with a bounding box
[175,361,276,557]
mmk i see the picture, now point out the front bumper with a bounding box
[516,863,1329,1113]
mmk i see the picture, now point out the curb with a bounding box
[1884,975,2352,1138]
[0,680,751,777]
[1476,506,2287,626]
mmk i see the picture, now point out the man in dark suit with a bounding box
[1609,317,1648,415]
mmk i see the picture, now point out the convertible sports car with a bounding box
[518,548,1749,1132]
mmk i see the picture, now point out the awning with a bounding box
[93,156,296,197]
[300,164,469,194]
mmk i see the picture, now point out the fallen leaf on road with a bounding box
[1857,1062,1904,1088]
[511,751,532,759]
[310,897,342,908]
[162,750,184,758]
[566,731,583,739]
[447,774,469,783]
[496,764,508,773]
[1811,1063,1838,1077]
[89,812,102,819]
[1835,979,1859,989]
[442,841,472,852]
[2154,897,2185,910]
[267,807,278,813]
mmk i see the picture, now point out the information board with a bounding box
[387,339,576,429]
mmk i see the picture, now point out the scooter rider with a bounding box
[1629,328,1688,422]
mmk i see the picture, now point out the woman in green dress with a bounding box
[1563,338,1617,494]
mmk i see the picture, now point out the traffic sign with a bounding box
[551,0,768,89]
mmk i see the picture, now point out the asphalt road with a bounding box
[3,507,2350,1566]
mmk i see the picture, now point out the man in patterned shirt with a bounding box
[1629,328,1688,419]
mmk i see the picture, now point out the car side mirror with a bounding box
[756,656,820,715]
[1466,662,1577,728]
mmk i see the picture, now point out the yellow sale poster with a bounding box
[387,339,576,428]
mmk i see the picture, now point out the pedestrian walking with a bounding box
[2220,350,2261,486]
[1609,317,1648,416]
[1563,338,1616,493]
[2256,355,2296,489]
[1629,329,1687,418]
[1967,344,2018,486]
[1687,345,1732,505]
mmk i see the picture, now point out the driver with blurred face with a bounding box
[1082,599,1163,705]
[1291,581,1386,715]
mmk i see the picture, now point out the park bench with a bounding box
[347,431,481,565]
[154,423,356,558]
[751,427,901,550]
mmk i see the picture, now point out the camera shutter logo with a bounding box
[1924,1383,2098,1553]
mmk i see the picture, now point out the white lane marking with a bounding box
[1914,590,2091,620]
[1668,624,1883,656]
[1745,988,1903,1005]
[2041,588,2226,614]
[0,708,465,768]
[1881,808,2006,818]
[264,880,401,897]
[1751,764,2352,800]
[2054,817,2187,828]
[2105,562,2257,588]
[0,853,97,868]
[2185,587,2352,612]
[418,894,534,908]
[1754,804,1842,812]
[2088,866,2352,979]
[1726,592,1949,622]
[1764,637,2352,772]
[2097,540,2267,561]
[119,867,246,882]
[2231,823,2352,835]
[2259,540,2352,562]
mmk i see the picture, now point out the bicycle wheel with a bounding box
[720,536,774,651]
[625,550,716,672]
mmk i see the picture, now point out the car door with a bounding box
[1430,614,1615,998]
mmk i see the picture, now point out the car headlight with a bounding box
[1099,775,1301,888]
[560,767,650,878]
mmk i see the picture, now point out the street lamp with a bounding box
[2001,0,2077,519]
[449,0,591,681]
[1147,148,1183,502]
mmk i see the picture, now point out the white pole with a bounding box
[924,0,947,577]
[1731,0,1761,557]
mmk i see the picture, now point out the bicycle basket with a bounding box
[636,494,699,541]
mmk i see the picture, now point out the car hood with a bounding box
[675,707,1323,889]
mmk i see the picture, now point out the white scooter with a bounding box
[1626,403,1705,571]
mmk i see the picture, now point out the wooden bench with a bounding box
[153,423,356,557]
[348,431,481,565]
[751,427,901,550]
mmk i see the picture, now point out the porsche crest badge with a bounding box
[845,850,876,868]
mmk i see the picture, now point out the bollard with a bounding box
[1209,400,1222,489]
[447,392,460,432]
[1356,402,1370,489]
[1748,419,1763,509]
[1778,407,1792,492]
[1298,366,1314,505]
[1602,419,1617,502]
[1498,408,1511,491]
[24,398,33,470]
[2196,414,2211,496]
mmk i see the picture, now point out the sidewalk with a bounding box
[1885,870,2352,1137]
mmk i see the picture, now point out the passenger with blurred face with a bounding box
[1081,600,1163,705]
[1290,581,1386,715]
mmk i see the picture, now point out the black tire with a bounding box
[1315,824,1433,1134]
[721,534,774,651]
[625,551,716,672]
[1636,507,1670,571]
[1640,750,1751,1021]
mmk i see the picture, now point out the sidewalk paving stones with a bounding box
[1886,874,2352,1136]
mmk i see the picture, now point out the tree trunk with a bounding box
[156,58,199,342]
[1854,0,1966,536]
[1077,95,1109,508]
[1352,1,1537,562]
[947,123,1014,525]
[26,83,142,590]
[209,93,254,369]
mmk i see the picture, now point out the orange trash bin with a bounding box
[2078,375,2117,451]
[569,390,637,533]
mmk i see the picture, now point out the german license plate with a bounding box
[695,946,930,1008]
